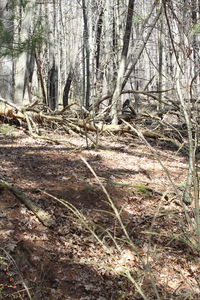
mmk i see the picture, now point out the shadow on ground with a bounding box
[0,132,198,299]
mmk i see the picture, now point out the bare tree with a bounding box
[111,0,135,125]
[82,0,90,109]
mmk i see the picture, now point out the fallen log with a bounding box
[0,98,25,120]
[0,180,55,227]
[0,97,185,149]
[0,98,131,134]
[66,118,131,133]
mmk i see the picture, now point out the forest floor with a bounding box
[0,124,199,300]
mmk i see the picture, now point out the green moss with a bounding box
[0,124,14,134]
[84,185,95,191]
[177,183,186,189]
[132,184,154,195]
[0,124,19,137]
[104,180,154,196]
[0,180,9,189]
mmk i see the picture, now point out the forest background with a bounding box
[0,1,200,299]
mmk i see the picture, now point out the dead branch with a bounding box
[0,96,185,151]
[92,88,174,111]
[0,180,55,227]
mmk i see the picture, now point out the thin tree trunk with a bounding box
[47,1,59,111]
[82,0,90,109]
[47,59,58,111]
[122,0,161,90]
[111,0,135,125]
[63,69,73,108]
[95,8,104,79]
[35,53,47,104]
[158,3,164,109]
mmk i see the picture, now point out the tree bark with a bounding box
[82,0,90,109]
[0,0,14,101]
[47,59,58,111]
[111,0,135,125]
[63,69,73,108]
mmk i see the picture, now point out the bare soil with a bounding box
[0,127,199,299]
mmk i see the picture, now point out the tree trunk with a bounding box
[47,59,58,111]
[111,0,135,124]
[82,0,90,109]
[95,8,104,78]
[14,1,35,104]
[63,69,73,108]
[158,3,164,110]
[47,1,59,111]
[0,0,14,101]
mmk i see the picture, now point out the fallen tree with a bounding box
[0,97,131,133]
[0,96,187,152]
